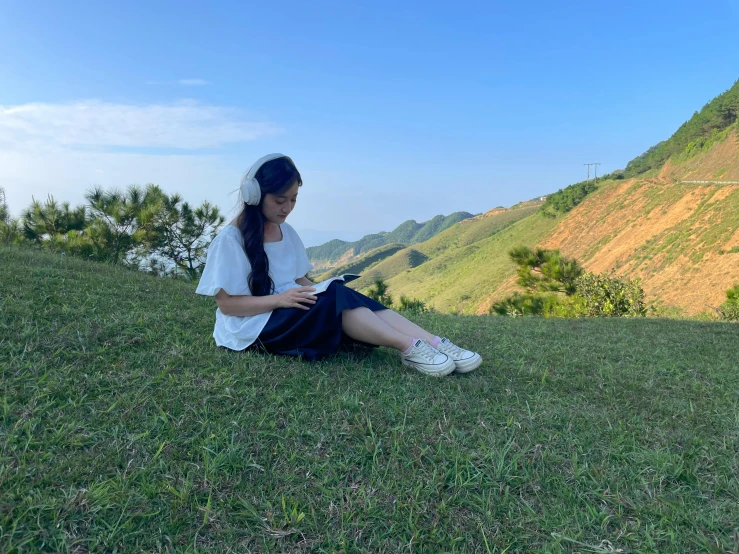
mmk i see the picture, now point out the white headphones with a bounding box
[240,153,286,205]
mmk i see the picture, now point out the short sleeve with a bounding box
[285,224,314,278]
[196,226,253,296]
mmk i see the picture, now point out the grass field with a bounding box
[348,203,541,297]
[2,246,738,553]
[372,211,560,314]
[313,243,407,282]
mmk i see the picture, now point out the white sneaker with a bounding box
[435,338,482,373]
[401,339,456,377]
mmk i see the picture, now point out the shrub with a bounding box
[508,246,583,295]
[366,277,393,307]
[491,292,587,318]
[545,294,588,318]
[491,292,547,316]
[539,179,598,215]
[491,247,646,318]
[0,219,25,245]
[397,295,428,313]
[0,189,26,246]
[575,272,647,317]
[719,284,739,321]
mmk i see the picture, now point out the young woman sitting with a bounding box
[196,154,482,376]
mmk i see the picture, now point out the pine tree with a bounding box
[366,277,393,307]
[21,196,87,243]
[142,192,225,279]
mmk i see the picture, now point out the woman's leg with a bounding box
[341,307,413,351]
[374,309,437,343]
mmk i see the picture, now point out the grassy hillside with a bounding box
[349,173,737,318]
[307,211,473,270]
[658,128,739,181]
[314,242,406,281]
[372,211,560,314]
[541,175,739,315]
[352,82,739,316]
[624,79,739,177]
[530,90,739,316]
[350,204,540,292]
[2,246,738,552]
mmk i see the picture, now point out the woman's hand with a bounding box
[275,286,318,310]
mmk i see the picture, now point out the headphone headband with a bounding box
[240,153,286,205]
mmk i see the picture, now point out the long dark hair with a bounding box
[237,156,302,296]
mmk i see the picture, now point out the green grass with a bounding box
[349,204,539,292]
[2,246,739,553]
[373,211,560,314]
[313,243,407,282]
[586,180,739,274]
[350,205,544,311]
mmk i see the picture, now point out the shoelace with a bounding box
[413,342,439,363]
[440,341,464,358]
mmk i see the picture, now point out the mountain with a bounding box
[314,243,407,281]
[347,202,544,300]
[315,204,547,287]
[539,171,739,315]
[624,79,739,177]
[306,211,474,273]
[346,80,739,316]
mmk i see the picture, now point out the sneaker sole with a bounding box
[402,359,456,377]
[453,354,482,374]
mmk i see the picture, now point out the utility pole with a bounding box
[584,163,601,184]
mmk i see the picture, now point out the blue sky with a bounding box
[1,0,738,246]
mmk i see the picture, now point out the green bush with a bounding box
[397,295,428,313]
[16,186,224,279]
[545,294,588,318]
[366,277,393,307]
[491,292,586,318]
[508,246,583,295]
[0,219,25,245]
[540,179,598,215]
[719,284,739,321]
[575,272,647,317]
[491,247,646,318]
[491,292,548,316]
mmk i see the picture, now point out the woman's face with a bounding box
[261,181,300,224]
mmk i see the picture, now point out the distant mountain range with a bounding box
[307,211,474,273]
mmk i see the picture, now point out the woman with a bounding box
[196,154,482,376]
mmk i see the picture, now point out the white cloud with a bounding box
[0,99,427,244]
[0,99,280,218]
[0,100,278,150]
[0,147,243,217]
[178,78,209,86]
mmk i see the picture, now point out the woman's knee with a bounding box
[342,307,369,325]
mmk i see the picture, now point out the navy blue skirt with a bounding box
[253,281,388,361]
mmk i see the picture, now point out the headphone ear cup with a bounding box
[241,177,261,205]
[240,153,284,205]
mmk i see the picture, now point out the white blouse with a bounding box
[196,223,314,350]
